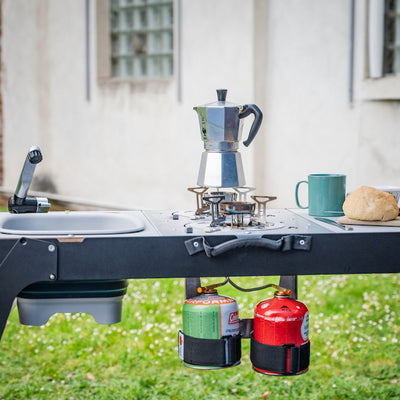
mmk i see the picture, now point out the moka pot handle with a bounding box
[239,104,263,147]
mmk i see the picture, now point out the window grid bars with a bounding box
[384,0,400,75]
[110,0,173,79]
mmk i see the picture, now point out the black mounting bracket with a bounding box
[0,238,58,341]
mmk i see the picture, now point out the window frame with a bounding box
[363,0,400,100]
[96,0,175,83]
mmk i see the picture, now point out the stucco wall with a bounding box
[2,0,400,211]
[358,101,400,186]
[256,0,361,206]
[2,0,255,210]
[254,0,400,207]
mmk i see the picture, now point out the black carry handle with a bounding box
[185,235,311,257]
[239,104,263,147]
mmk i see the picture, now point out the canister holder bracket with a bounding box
[184,273,298,339]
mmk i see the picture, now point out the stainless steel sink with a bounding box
[0,211,145,235]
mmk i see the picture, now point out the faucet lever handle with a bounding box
[36,197,51,213]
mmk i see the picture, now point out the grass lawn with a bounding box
[0,274,399,399]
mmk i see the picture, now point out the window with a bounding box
[383,0,400,75]
[355,0,400,99]
[109,0,173,79]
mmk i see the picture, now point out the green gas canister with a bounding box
[179,290,241,369]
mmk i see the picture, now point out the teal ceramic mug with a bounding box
[295,174,346,217]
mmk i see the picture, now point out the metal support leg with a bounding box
[279,275,298,299]
[0,238,58,341]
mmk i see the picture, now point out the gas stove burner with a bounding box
[220,201,255,214]
[188,186,251,216]
[187,188,238,216]
[220,201,255,227]
[181,209,286,234]
[187,185,278,229]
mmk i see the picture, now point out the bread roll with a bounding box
[343,186,399,221]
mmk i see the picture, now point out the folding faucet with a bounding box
[8,146,51,213]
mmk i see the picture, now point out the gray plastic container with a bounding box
[17,280,128,325]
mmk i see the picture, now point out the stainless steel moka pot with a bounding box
[194,89,263,188]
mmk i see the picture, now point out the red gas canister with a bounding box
[251,289,310,376]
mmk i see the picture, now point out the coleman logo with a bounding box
[280,305,292,312]
[228,311,239,324]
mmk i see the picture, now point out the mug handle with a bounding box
[295,180,308,209]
